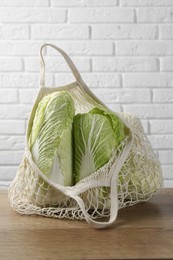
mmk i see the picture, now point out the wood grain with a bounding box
[0,189,173,260]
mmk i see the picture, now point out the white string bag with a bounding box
[8,44,163,229]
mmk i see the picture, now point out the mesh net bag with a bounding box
[8,44,163,228]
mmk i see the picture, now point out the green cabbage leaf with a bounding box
[29,91,75,186]
[73,108,125,183]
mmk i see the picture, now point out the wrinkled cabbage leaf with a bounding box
[29,91,75,186]
[73,108,125,183]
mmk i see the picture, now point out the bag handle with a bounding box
[39,43,110,109]
[70,177,118,229]
[39,43,84,88]
[69,135,133,229]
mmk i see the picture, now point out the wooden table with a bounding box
[0,189,173,260]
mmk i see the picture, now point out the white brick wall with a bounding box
[0,0,172,188]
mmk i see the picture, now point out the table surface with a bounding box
[0,189,173,260]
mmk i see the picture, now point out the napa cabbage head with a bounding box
[29,91,75,186]
[73,108,125,183]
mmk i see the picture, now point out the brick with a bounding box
[137,8,173,23]
[0,105,31,119]
[25,57,90,72]
[164,180,173,188]
[0,25,29,40]
[0,0,49,6]
[0,42,41,56]
[0,121,25,134]
[123,105,173,119]
[148,135,173,149]
[0,90,18,103]
[0,8,66,23]
[91,88,151,104]
[0,58,22,71]
[0,73,53,88]
[121,0,173,6]
[0,73,39,88]
[91,88,116,104]
[160,25,173,39]
[83,74,121,87]
[159,151,173,164]
[54,73,121,87]
[0,151,23,165]
[153,89,173,103]
[150,120,173,134]
[0,136,25,150]
[0,166,17,181]
[123,73,173,88]
[161,57,173,72]
[117,41,173,56]
[32,25,89,40]
[93,57,158,72]
[162,166,173,179]
[83,0,119,6]
[47,41,113,56]
[141,120,149,133]
[0,181,11,188]
[54,73,77,86]
[92,24,158,39]
[69,8,134,23]
[19,89,37,104]
[51,0,118,6]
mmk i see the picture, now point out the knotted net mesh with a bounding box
[8,83,163,221]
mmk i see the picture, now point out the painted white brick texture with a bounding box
[150,120,173,134]
[117,41,173,56]
[0,0,172,188]
[92,25,158,40]
[0,8,66,23]
[161,58,173,71]
[0,121,25,134]
[31,25,90,40]
[137,8,173,23]
[0,136,25,150]
[93,57,159,72]
[160,25,173,39]
[69,8,134,23]
[0,25,29,40]
[121,0,173,6]
[0,58,22,71]
[51,0,119,7]
[0,0,49,7]
[0,151,24,165]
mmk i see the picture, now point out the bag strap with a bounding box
[39,43,109,109]
[40,43,84,88]
[69,134,133,229]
